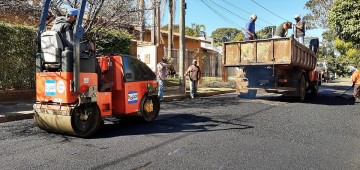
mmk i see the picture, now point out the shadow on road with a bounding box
[93,113,253,139]
[237,83,357,106]
[245,94,357,106]
[302,94,356,105]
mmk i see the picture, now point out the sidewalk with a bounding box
[0,86,236,123]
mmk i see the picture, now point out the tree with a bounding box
[256,26,275,39]
[162,23,206,37]
[210,28,241,46]
[304,0,333,29]
[334,38,360,68]
[231,32,244,42]
[162,24,179,33]
[329,0,360,44]
[1,0,140,36]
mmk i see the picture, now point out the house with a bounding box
[138,30,226,83]
[200,37,223,77]
[0,0,42,25]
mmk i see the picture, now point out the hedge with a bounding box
[0,22,132,90]
[94,28,133,55]
[0,22,37,90]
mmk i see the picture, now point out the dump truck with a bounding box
[223,37,320,102]
[33,0,160,137]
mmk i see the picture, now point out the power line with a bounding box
[208,0,264,29]
[249,0,288,22]
[220,0,274,26]
[208,0,247,22]
[200,0,247,32]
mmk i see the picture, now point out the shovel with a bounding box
[335,86,353,98]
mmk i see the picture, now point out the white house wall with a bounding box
[137,45,157,72]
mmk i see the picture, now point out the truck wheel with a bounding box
[297,76,306,102]
[239,90,257,99]
[71,104,101,138]
[310,82,319,96]
[140,95,160,122]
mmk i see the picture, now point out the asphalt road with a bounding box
[1,79,360,170]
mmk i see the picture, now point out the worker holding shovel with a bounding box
[349,66,360,101]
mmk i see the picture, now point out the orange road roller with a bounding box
[34,0,160,137]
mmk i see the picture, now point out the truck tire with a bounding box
[296,76,306,102]
[310,82,319,96]
[239,90,257,99]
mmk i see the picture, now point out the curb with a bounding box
[163,89,236,101]
[0,112,34,123]
[198,90,236,97]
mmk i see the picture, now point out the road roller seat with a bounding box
[41,31,64,70]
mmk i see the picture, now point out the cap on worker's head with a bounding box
[349,66,356,73]
[251,14,257,20]
[294,14,301,19]
[162,57,167,62]
[287,21,293,28]
[67,8,78,16]
[192,60,198,64]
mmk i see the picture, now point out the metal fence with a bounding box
[164,48,238,78]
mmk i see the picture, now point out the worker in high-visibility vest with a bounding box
[349,66,360,100]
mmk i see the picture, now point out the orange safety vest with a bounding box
[352,70,360,85]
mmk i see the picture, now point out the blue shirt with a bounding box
[245,20,255,39]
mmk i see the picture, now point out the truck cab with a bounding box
[304,37,319,53]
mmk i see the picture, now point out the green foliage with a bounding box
[93,28,133,55]
[323,38,360,76]
[334,38,360,68]
[256,26,275,39]
[0,22,133,90]
[0,22,36,90]
[304,0,333,29]
[329,0,360,44]
[161,23,206,37]
[231,32,245,42]
[162,24,179,32]
[322,30,337,44]
[210,28,242,46]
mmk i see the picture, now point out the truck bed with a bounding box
[223,37,317,71]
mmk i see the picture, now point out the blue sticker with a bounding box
[128,91,138,104]
[45,80,56,96]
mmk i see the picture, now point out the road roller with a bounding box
[34,0,160,137]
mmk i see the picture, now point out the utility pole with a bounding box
[168,0,174,59]
[139,0,145,42]
[179,0,186,94]
[151,0,156,45]
[156,0,161,45]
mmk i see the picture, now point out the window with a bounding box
[122,55,156,82]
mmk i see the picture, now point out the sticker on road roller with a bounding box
[84,77,89,84]
[45,80,56,96]
[128,91,138,104]
[57,80,65,94]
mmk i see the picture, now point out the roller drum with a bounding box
[33,103,101,138]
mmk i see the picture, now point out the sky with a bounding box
[159,0,325,42]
